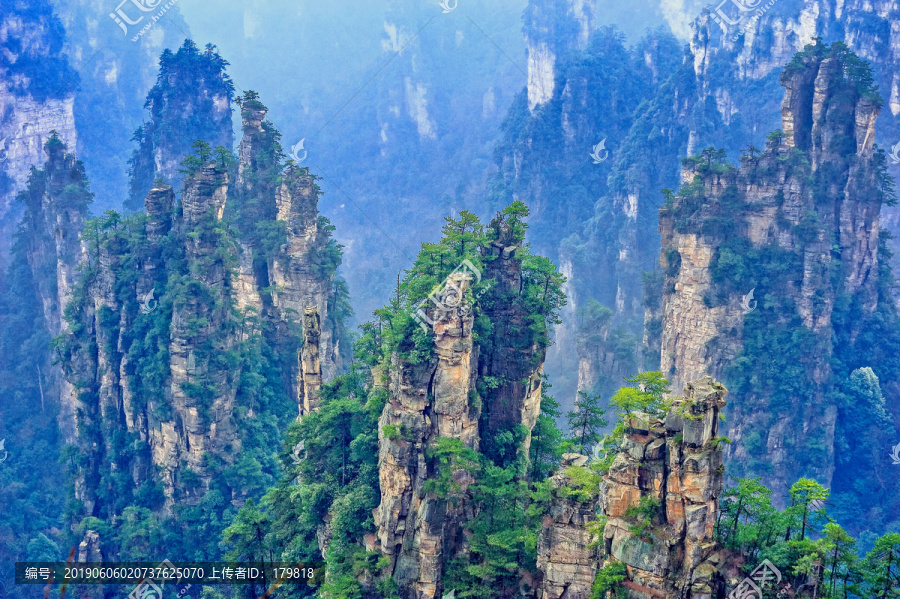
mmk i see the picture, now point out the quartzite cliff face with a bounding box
[535,453,600,599]
[58,96,344,517]
[574,0,900,415]
[375,213,550,599]
[598,376,728,599]
[0,4,77,268]
[17,135,90,444]
[375,272,481,599]
[659,43,885,497]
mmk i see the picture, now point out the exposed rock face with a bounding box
[58,94,344,515]
[478,214,545,459]
[658,43,883,494]
[598,376,727,599]
[17,137,90,443]
[0,4,77,267]
[536,454,598,599]
[159,167,239,504]
[573,0,900,416]
[77,530,102,563]
[125,41,234,212]
[63,165,242,511]
[522,0,595,111]
[299,306,323,416]
[375,272,480,599]
[491,23,684,411]
[270,167,341,381]
[232,99,342,384]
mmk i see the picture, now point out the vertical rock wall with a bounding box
[58,93,344,514]
[536,454,599,599]
[17,137,89,445]
[522,0,596,111]
[0,5,77,268]
[375,273,480,599]
[479,214,545,459]
[658,43,883,494]
[299,306,323,416]
[598,376,727,599]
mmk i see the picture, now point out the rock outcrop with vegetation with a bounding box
[50,86,348,559]
[657,42,900,532]
[598,376,728,598]
[125,40,235,213]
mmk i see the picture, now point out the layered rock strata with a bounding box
[658,43,883,493]
[536,453,598,599]
[375,272,480,599]
[598,376,727,599]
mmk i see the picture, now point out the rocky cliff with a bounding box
[372,209,560,598]
[55,89,346,519]
[490,24,684,409]
[0,2,77,270]
[658,42,892,507]
[597,376,728,598]
[374,271,480,599]
[568,0,900,420]
[522,0,596,111]
[535,453,599,599]
[125,40,234,212]
[478,214,546,462]
[16,134,90,443]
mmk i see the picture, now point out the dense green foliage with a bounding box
[20,118,349,572]
[0,170,71,592]
[717,477,900,598]
[126,41,235,212]
[57,184,299,561]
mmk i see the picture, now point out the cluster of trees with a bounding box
[126,40,236,212]
[716,477,900,597]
